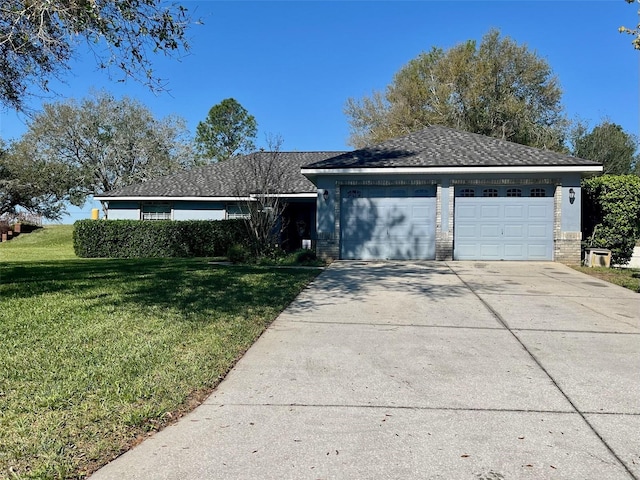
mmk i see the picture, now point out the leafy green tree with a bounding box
[345,29,567,150]
[195,98,258,162]
[0,0,193,111]
[619,0,640,50]
[19,91,194,200]
[572,121,639,175]
[582,175,640,264]
[0,140,83,220]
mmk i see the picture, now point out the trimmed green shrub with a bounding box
[293,248,317,265]
[582,175,640,265]
[227,244,251,264]
[73,220,250,258]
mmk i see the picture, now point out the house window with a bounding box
[530,188,547,198]
[141,204,171,220]
[506,188,522,197]
[227,204,251,220]
[482,188,498,197]
[459,188,475,197]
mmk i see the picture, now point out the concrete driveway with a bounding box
[91,262,640,480]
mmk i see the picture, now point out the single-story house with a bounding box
[95,126,602,263]
[94,151,341,252]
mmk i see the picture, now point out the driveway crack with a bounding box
[446,263,638,480]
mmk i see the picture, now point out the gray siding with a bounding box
[107,201,140,220]
[173,201,225,221]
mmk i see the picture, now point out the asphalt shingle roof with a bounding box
[99,127,601,199]
[302,126,601,170]
[97,151,346,198]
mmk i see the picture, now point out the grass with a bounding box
[0,226,320,479]
[1,225,76,261]
[572,265,640,293]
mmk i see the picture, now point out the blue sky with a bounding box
[1,1,638,222]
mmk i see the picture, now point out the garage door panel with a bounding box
[527,224,548,239]
[480,205,500,218]
[504,208,525,220]
[453,243,477,258]
[503,224,524,239]
[480,224,501,238]
[341,187,436,260]
[457,205,478,219]
[411,205,432,221]
[527,244,549,259]
[454,188,553,261]
[504,244,525,258]
[480,244,501,258]
[527,204,549,218]
[387,206,411,237]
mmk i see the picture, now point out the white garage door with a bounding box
[454,185,554,261]
[340,186,436,260]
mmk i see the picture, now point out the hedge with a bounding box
[582,175,640,265]
[73,219,250,258]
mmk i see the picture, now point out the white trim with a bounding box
[251,193,317,199]
[94,193,317,202]
[93,196,254,202]
[301,165,603,175]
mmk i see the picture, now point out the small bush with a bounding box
[293,248,317,264]
[271,248,323,267]
[254,244,286,263]
[227,244,251,264]
[74,220,250,258]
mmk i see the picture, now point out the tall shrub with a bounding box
[582,175,640,264]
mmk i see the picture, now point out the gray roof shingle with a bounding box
[97,151,345,198]
[302,126,601,170]
[98,126,601,200]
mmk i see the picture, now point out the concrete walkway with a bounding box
[91,262,640,480]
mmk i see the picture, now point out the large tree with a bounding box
[619,0,640,50]
[195,98,258,162]
[0,0,192,111]
[572,121,638,175]
[19,92,194,201]
[345,29,567,150]
[0,140,84,220]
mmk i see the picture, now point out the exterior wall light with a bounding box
[569,188,576,205]
[322,190,329,202]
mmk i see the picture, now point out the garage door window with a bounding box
[530,188,547,197]
[459,188,476,197]
[414,188,430,197]
[482,188,498,197]
[506,188,522,197]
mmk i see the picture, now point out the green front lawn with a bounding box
[572,265,640,293]
[0,226,320,479]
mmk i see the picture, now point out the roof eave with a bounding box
[94,193,317,202]
[93,196,254,202]
[300,165,603,175]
